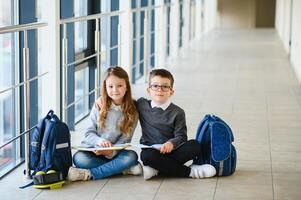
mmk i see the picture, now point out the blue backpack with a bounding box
[193,114,237,176]
[29,110,72,178]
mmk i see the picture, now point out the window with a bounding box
[74,66,89,122]
[100,0,120,68]
[149,5,155,68]
[189,0,196,40]
[73,0,91,123]
[131,0,156,83]
[74,0,88,53]
[165,1,171,57]
[0,0,20,178]
[179,0,184,48]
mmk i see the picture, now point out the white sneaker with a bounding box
[123,163,143,175]
[67,167,91,181]
[143,165,158,180]
[189,164,216,179]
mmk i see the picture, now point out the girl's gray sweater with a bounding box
[82,104,137,147]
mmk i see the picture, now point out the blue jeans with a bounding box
[73,150,138,180]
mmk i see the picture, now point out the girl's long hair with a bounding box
[99,66,137,136]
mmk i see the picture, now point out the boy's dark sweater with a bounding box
[136,98,187,149]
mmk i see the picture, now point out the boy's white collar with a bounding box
[151,100,171,111]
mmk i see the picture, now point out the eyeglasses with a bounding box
[149,84,172,92]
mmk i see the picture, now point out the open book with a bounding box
[72,143,163,152]
[129,143,162,150]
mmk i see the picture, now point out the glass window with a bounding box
[166,5,171,57]
[74,67,89,122]
[0,0,19,178]
[74,0,88,53]
[141,0,148,7]
[189,0,196,40]
[131,0,156,83]
[132,0,137,9]
[100,0,120,68]
[149,9,155,68]
[73,0,90,123]
[179,0,184,48]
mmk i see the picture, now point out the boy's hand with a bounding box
[160,141,174,154]
[94,150,113,156]
[95,97,103,110]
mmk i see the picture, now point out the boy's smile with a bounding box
[147,76,174,105]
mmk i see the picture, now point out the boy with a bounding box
[136,69,216,180]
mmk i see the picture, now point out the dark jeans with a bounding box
[140,139,201,177]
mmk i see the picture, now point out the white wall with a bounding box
[154,0,165,68]
[290,0,301,83]
[276,0,301,83]
[204,0,218,33]
[275,0,292,53]
[169,0,180,59]
[37,0,61,117]
[119,1,132,76]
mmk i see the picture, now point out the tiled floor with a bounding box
[2,29,301,200]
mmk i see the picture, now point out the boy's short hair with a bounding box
[149,69,174,88]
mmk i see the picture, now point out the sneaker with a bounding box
[67,167,91,181]
[142,165,158,180]
[123,163,143,175]
[189,164,216,179]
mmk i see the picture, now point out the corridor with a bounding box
[2,29,301,200]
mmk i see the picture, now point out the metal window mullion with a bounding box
[23,30,31,179]
[118,23,121,66]
[143,10,149,82]
[62,24,68,123]
[95,18,101,99]
[129,11,133,82]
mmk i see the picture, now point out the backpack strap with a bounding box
[38,117,54,171]
[19,181,34,189]
[47,110,54,117]
[196,118,210,143]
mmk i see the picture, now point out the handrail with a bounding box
[60,10,123,24]
[131,5,161,13]
[66,53,98,68]
[64,86,101,110]
[0,126,37,150]
[0,22,47,34]
[0,71,49,95]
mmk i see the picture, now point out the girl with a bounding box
[68,66,142,181]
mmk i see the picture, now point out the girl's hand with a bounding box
[160,141,174,154]
[95,140,113,156]
[98,140,112,148]
[94,150,113,156]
